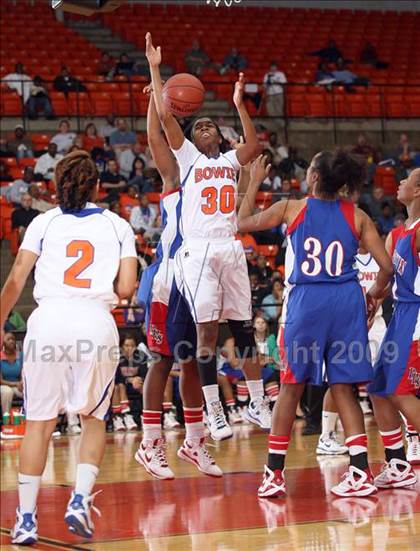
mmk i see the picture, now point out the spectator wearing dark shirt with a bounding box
[100,158,127,204]
[377,202,395,234]
[253,254,273,283]
[27,76,54,120]
[363,186,386,221]
[128,157,152,193]
[6,125,34,159]
[220,48,248,75]
[53,66,86,96]
[308,40,343,63]
[114,53,134,78]
[185,40,211,76]
[11,193,39,243]
[250,273,268,306]
[97,52,114,78]
[360,42,389,70]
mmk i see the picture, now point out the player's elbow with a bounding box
[116,280,136,300]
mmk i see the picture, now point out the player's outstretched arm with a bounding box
[115,257,138,300]
[145,32,184,150]
[233,73,261,166]
[145,87,178,193]
[0,250,38,330]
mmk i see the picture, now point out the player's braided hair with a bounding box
[314,149,366,196]
[55,150,98,212]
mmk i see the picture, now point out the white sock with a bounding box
[247,379,264,402]
[142,425,162,441]
[321,411,339,437]
[18,473,41,514]
[202,384,220,406]
[185,422,205,441]
[75,463,99,497]
[68,412,79,426]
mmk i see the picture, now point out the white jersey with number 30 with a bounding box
[20,203,136,307]
[171,139,241,240]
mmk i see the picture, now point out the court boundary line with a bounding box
[0,527,93,550]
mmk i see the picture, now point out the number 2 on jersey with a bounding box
[63,240,94,288]
[201,185,235,215]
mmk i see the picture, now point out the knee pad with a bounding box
[227,319,255,358]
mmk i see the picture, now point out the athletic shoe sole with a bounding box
[257,487,286,498]
[177,448,223,478]
[64,514,92,538]
[11,534,38,545]
[375,474,417,489]
[316,446,348,456]
[208,428,233,441]
[330,485,378,497]
[134,450,174,480]
[241,409,271,430]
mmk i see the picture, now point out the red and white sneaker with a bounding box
[374,458,417,489]
[257,465,286,498]
[407,435,420,466]
[177,438,223,477]
[135,438,174,480]
[331,466,377,497]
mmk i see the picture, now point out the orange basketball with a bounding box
[162,73,205,118]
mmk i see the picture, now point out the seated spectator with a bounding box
[261,166,281,191]
[128,157,153,193]
[0,166,35,205]
[120,185,139,220]
[261,279,284,323]
[99,114,117,144]
[114,53,134,78]
[109,200,121,216]
[250,273,268,305]
[97,51,114,78]
[220,48,248,75]
[332,58,369,91]
[53,66,87,96]
[263,61,287,117]
[119,143,148,180]
[360,42,389,69]
[267,132,288,166]
[51,120,77,155]
[278,147,309,181]
[130,193,158,237]
[11,193,39,243]
[253,316,281,403]
[217,117,239,143]
[34,142,63,182]
[185,40,211,76]
[363,186,385,221]
[6,125,34,159]
[81,122,105,154]
[0,160,13,182]
[352,134,379,164]
[377,202,395,234]
[349,189,372,218]
[315,61,336,86]
[308,40,344,64]
[109,119,137,158]
[26,76,54,120]
[111,335,148,430]
[394,133,413,165]
[1,63,32,104]
[27,184,54,213]
[252,253,273,283]
[1,332,23,415]
[4,310,26,332]
[100,158,127,203]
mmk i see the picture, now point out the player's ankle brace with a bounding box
[197,355,217,387]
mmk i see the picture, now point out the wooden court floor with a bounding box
[1,420,419,550]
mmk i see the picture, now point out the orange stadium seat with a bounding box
[374,166,398,195]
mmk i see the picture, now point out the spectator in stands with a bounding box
[97,51,114,78]
[119,143,148,180]
[360,42,389,70]
[4,310,26,332]
[377,202,395,234]
[278,147,308,181]
[261,279,284,323]
[1,63,32,104]
[220,48,248,75]
[27,184,54,213]
[81,122,105,154]
[130,193,157,237]
[308,40,343,64]
[34,142,63,182]
[128,157,153,193]
[315,61,336,86]
[217,117,239,142]
[0,166,35,205]
[99,115,117,144]
[114,53,135,78]
[26,76,54,120]
[51,120,77,155]
[11,193,39,243]
[185,40,211,76]
[1,332,23,416]
[252,253,273,283]
[249,273,267,305]
[394,133,413,165]
[100,158,127,203]
[6,125,34,159]
[263,61,287,117]
[261,166,281,191]
[332,58,369,91]
[253,315,281,381]
[0,160,13,183]
[109,119,137,158]
[352,133,379,183]
[267,132,288,166]
[53,66,87,96]
[363,186,385,221]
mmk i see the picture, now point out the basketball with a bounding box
[162,73,205,118]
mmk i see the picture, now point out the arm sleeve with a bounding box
[19,214,44,255]
[171,139,200,181]
[223,149,241,171]
[120,222,137,259]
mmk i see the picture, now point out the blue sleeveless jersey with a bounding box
[287,198,359,285]
[391,220,420,303]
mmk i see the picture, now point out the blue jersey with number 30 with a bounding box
[286,198,359,285]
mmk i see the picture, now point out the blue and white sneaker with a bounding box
[64,491,101,538]
[11,507,38,545]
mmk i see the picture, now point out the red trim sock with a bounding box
[121,400,130,414]
[267,434,289,471]
[380,427,407,463]
[142,410,162,441]
[163,402,173,413]
[266,384,279,403]
[183,406,204,440]
[237,384,249,403]
[346,433,369,471]
[112,405,122,415]
[226,399,235,408]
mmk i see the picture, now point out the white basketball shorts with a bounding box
[174,237,252,323]
[22,299,119,421]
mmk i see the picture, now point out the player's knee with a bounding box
[0,385,13,400]
[227,320,255,357]
[197,322,219,351]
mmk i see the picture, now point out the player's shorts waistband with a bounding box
[183,236,235,245]
[37,298,111,311]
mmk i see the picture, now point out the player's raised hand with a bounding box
[233,72,245,108]
[250,154,271,186]
[145,32,161,67]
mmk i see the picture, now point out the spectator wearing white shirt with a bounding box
[0,167,35,205]
[129,193,157,237]
[267,132,288,165]
[51,120,76,155]
[34,143,63,181]
[119,143,148,180]
[263,61,287,118]
[1,63,32,104]
[262,166,281,192]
